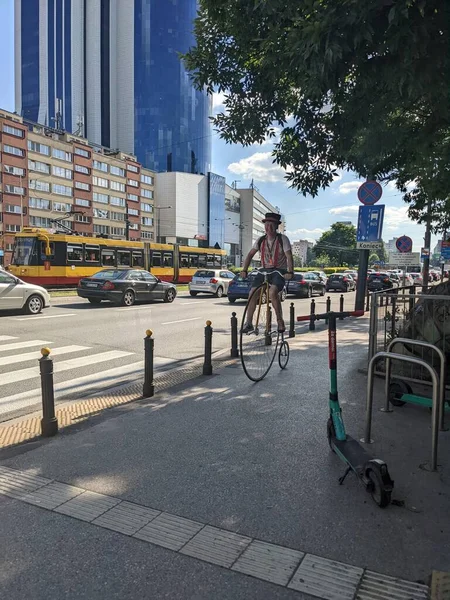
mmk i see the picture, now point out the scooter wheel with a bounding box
[389,380,412,407]
[366,468,391,508]
[327,418,335,452]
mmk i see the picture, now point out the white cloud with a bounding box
[212,91,226,109]
[228,151,290,183]
[329,204,414,232]
[338,181,361,195]
[286,228,325,239]
[329,205,359,215]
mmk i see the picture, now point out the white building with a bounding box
[385,237,399,254]
[292,240,314,266]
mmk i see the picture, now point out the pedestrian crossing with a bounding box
[0,336,178,422]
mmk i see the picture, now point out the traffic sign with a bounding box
[389,252,420,266]
[356,205,385,242]
[357,181,383,205]
[440,241,450,260]
[395,235,413,253]
[421,247,430,260]
[356,241,383,249]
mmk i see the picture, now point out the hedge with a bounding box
[227,265,356,275]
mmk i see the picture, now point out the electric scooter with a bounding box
[297,309,394,508]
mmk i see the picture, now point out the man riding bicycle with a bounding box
[241,212,293,334]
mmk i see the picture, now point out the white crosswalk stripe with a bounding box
[0,346,89,367]
[0,340,53,353]
[0,335,18,342]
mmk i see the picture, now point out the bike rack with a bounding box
[364,352,440,471]
[384,338,446,430]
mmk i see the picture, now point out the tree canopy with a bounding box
[312,223,357,266]
[184,0,450,224]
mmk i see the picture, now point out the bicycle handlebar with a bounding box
[297,309,364,322]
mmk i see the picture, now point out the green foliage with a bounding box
[369,252,380,264]
[309,253,331,268]
[312,223,357,266]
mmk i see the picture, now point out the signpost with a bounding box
[357,181,383,205]
[395,235,413,253]
[389,252,420,266]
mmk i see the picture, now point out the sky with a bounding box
[0,0,437,253]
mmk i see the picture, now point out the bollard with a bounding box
[309,298,316,331]
[409,286,415,312]
[39,348,58,437]
[230,312,239,357]
[143,329,155,397]
[365,288,370,312]
[289,302,296,338]
[203,320,213,375]
[339,294,344,319]
[325,296,331,324]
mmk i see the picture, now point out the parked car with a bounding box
[77,268,177,306]
[410,273,423,285]
[311,270,328,284]
[366,272,399,293]
[343,270,358,283]
[325,273,356,292]
[0,270,50,314]
[227,271,287,303]
[286,272,326,298]
[188,269,235,298]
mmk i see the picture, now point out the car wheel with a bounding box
[215,286,224,298]
[189,291,198,297]
[24,294,43,315]
[280,289,287,302]
[88,298,102,304]
[121,289,135,306]
[164,289,176,303]
[228,298,236,303]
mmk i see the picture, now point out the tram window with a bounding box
[152,251,161,267]
[214,255,222,268]
[207,254,214,267]
[198,254,206,267]
[189,255,198,269]
[40,241,55,260]
[101,249,116,267]
[180,254,189,268]
[132,251,144,268]
[117,250,131,266]
[85,245,100,262]
[163,253,173,267]
[67,244,83,262]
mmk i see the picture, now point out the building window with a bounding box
[75,181,90,191]
[74,214,90,223]
[93,208,109,219]
[141,217,153,226]
[128,208,139,216]
[6,224,21,232]
[53,184,73,197]
[28,159,50,174]
[110,165,125,177]
[93,176,108,188]
[141,203,153,213]
[3,124,24,137]
[141,188,153,199]
[29,179,50,193]
[4,144,25,157]
[53,201,71,212]
[75,198,90,208]
[127,163,139,173]
[127,178,139,187]
[110,211,125,221]
[53,165,73,179]
[74,147,91,158]
[4,165,25,176]
[5,204,22,214]
[111,227,125,236]
[93,159,108,172]
[110,196,125,207]
[141,174,153,185]
[52,148,72,162]
[141,231,153,239]
[5,243,14,251]
[28,140,50,155]
[110,180,125,192]
[74,164,90,175]
[29,197,51,210]
[127,193,138,202]
[4,184,25,195]
[93,192,109,204]
[94,224,110,235]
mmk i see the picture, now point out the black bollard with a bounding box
[230,312,239,357]
[409,285,414,312]
[143,329,155,397]
[339,294,344,319]
[39,348,58,437]
[203,320,213,375]
[365,288,370,312]
[309,298,316,331]
[289,302,296,338]
[325,296,331,325]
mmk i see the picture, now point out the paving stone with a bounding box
[288,554,364,600]
[232,539,304,586]
[93,501,161,536]
[357,570,430,600]
[21,482,85,510]
[180,525,252,568]
[53,490,121,522]
[0,467,52,499]
[134,512,204,550]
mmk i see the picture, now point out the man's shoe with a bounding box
[242,322,254,334]
[277,320,286,333]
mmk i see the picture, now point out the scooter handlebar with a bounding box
[297,309,364,322]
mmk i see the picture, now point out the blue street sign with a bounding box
[357,205,385,242]
[0,250,3,257]
[357,181,383,205]
[440,241,450,260]
[396,235,413,253]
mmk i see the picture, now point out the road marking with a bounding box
[0,340,52,353]
[0,336,18,342]
[0,345,89,367]
[180,301,207,305]
[14,313,77,321]
[161,317,202,325]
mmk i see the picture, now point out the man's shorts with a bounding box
[251,269,286,293]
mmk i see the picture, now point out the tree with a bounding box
[310,253,330,268]
[306,246,314,267]
[369,253,380,265]
[313,223,357,266]
[184,1,450,221]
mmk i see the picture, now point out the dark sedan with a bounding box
[77,268,177,306]
[227,271,287,303]
[286,272,326,298]
[326,273,356,292]
[367,272,399,293]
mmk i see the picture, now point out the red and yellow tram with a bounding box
[8,228,227,286]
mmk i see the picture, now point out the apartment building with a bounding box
[292,240,314,266]
[0,109,155,265]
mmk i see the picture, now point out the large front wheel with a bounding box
[240,284,279,382]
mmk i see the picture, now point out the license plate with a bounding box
[86,283,98,288]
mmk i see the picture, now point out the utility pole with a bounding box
[125,208,130,241]
[422,197,432,292]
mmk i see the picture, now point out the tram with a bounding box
[8,228,227,286]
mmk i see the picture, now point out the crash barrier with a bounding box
[365,351,440,471]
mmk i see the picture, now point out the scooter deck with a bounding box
[332,435,373,476]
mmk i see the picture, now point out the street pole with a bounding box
[157,209,160,244]
[422,198,432,292]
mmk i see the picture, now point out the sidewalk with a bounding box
[0,315,449,599]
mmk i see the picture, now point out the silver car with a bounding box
[189,269,235,298]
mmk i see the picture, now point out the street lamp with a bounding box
[154,206,172,244]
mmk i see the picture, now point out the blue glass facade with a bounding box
[208,173,226,248]
[21,1,40,122]
[134,0,211,174]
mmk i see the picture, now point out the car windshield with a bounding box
[194,270,215,278]
[330,274,343,279]
[11,237,36,265]
[293,274,304,281]
[92,270,125,280]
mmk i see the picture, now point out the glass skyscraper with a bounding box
[14,0,211,175]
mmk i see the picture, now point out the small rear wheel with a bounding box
[122,290,135,306]
[164,289,176,303]
[389,379,411,407]
[278,340,290,369]
[215,286,224,298]
[24,294,43,314]
[366,467,392,508]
